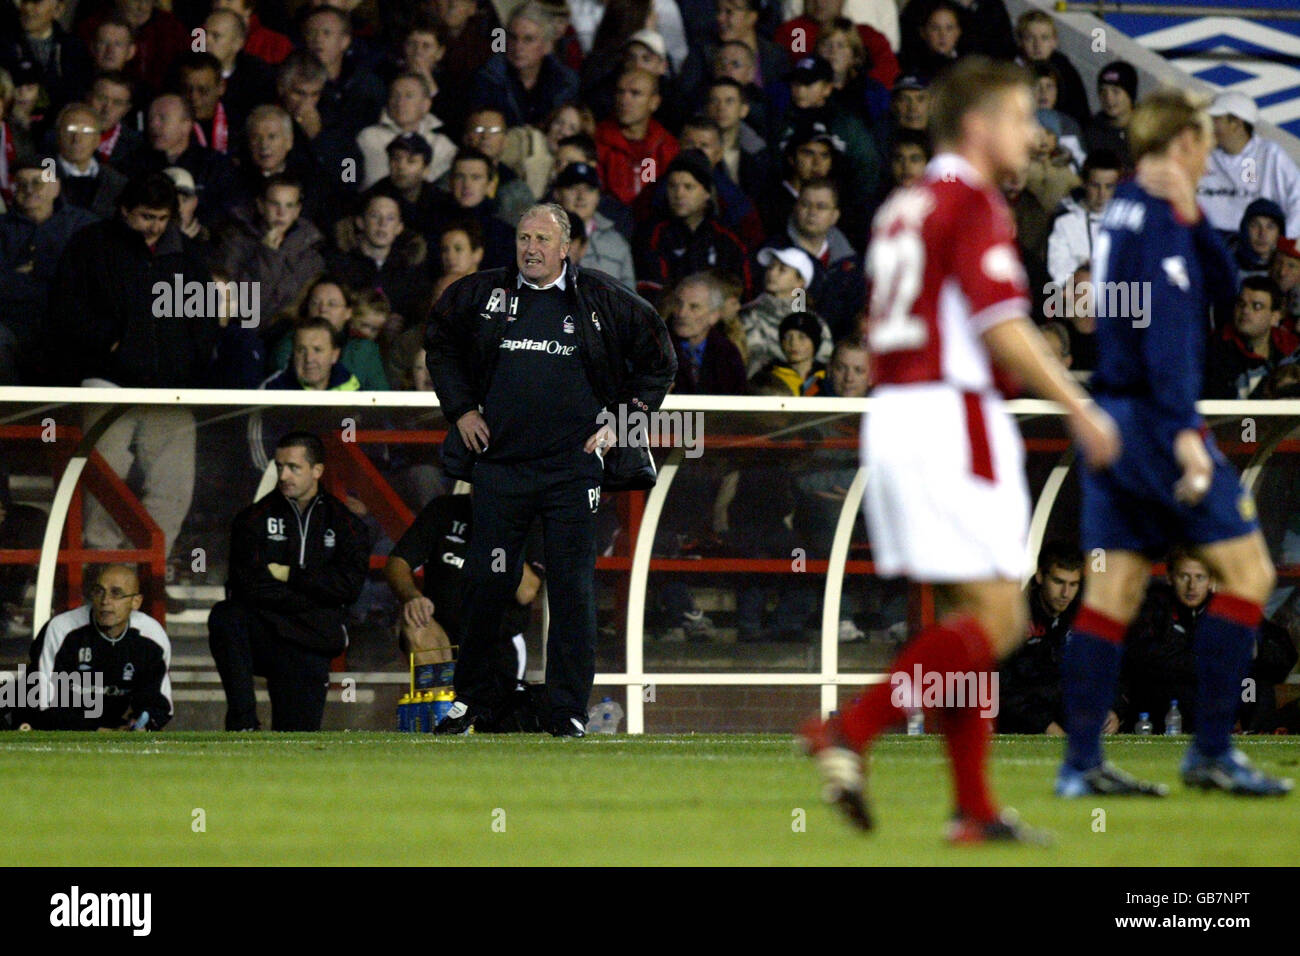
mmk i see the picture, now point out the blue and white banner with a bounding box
[1105,0,1300,137]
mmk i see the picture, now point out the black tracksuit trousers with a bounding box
[459,446,603,727]
[208,600,333,731]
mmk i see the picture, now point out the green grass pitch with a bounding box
[2,733,1297,866]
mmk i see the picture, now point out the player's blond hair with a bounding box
[1127,88,1213,163]
[929,56,1033,149]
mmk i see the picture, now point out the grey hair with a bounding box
[509,2,558,43]
[519,202,571,243]
[246,103,293,139]
[277,49,329,92]
[678,271,725,312]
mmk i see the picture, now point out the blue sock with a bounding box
[1194,594,1261,759]
[1062,606,1126,771]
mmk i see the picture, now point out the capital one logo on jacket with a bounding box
[500,338,577,355]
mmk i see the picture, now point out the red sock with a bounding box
[838,615,998,820]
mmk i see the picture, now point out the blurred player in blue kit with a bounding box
[1059,88,1292,797]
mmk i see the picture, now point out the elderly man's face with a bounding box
[59,108,102,166]
[516,211,569,284]
[292,328,340,390]
[90,565,143,633]
[507,15,549,74]
[248,115,292,171]
[672,281,719,344]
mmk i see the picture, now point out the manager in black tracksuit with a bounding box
[425,202,676,736]
[208,431,369,731]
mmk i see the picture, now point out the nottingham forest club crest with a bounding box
[563,315,575,334]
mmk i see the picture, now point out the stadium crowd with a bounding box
[2,0,1300,728]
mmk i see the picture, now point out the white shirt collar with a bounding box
[59,155,100,178]
[517,262,568,290]
[927,152,985,187]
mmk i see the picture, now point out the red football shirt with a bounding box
[865,154,1030,391]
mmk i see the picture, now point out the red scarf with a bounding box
[97,122,122,161]
[0,122,14,205]
[192,102,229,154]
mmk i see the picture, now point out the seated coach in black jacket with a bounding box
[424,202,676,736]
[208,430,369,731]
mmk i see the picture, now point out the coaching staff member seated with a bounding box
[425,202,676,736]
[6,564,172,731]
[208,431,369,731]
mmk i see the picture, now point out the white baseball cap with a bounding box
[1208,91,1258,125]
[626,29,667,60]
[757,246,816,285]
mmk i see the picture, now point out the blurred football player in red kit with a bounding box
[801,57,1120,843]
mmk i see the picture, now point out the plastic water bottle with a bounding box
[1164,700,1182,735]
[587,696,624,734]
[906,709,925,735]
[1135,712,1153,736]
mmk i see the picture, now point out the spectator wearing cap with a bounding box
[1271,237,1300,331]
[668,271,749,394]
[753,311,828,395]
[775,55,884,231]
[212,173,326,319]
[327,184,433,324]
[550,130,636,240]
[375,131,444,243]
[874,72,930,155]
[0,0,93,117]
[1231,197,1286,279]
[0,160,96,383]
[87,71,143,172]
[552,160,635,289]
[356,72,456,189]
[1204,276,1300,400]
[163,165,211,245]
[706,77,770,199]
[127,92,236,226]
[1083,60,1136,167]
[659,115,764,251]
[53,100,126,219]
[1198,91,1300,239]
[440,107,536,227]
[636,148,753,298]
[1026,108,1080,214]
[776,0,900,91]
[586,29,690,137]
[595,68,680,218]
[1014,9,1090,128]
[1046,149,1121,288]
[761,123,844,240]
[301,6,386,150]
[470,2,579,129]
[200,9,277,132]
[742,245,833,375]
